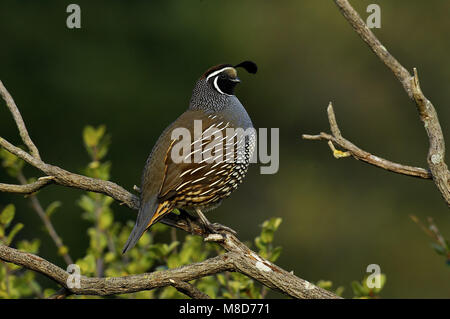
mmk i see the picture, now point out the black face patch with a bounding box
[207,68,239,95]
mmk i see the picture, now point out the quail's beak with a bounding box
[231,77,241,83]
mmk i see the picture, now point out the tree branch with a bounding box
[204,232,338,299]
[304,0,450,205]
[0,176,55,194]
[303,103,433,179]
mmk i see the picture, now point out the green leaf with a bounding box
[104,252,116,263]
[316,280,333,290]
[222,292,234,299]
[96,134,111,161]
[6,223,23,245]
[271,217,282,231]
[137,232,151,248]
[351,281,368,297]
[58,245,69,256]
[197,276,218,299]
[0,204,15,227]
[166,241,180,254]
[78,195,96,214]
[270,246,282,262]
[43,289,56,298]
[372,274,387,294]
[335,286,345,296]
[0,149,24,177]
[260,228,274,244]
[259,217,282,244]
[83,125,106,148]
[254,236,265,251]
[45,201,62,218]
[76,254,96,276]
[17,239,40,254]
[87,228,108,254]
[103,196,114,206]
[262,217,282,232]
[148,243,167,258]
[99,208,113,230]
[217,274,227,286]
[166,254,181,269]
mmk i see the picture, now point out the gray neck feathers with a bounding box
[189,79,231,112]
[188,78,253,129]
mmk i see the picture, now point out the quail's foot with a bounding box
[204,222,237,236]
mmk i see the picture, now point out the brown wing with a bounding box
[157,111,238,208]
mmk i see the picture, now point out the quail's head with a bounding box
[189,61,257,111]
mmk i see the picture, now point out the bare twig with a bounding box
[303,103,433,179]
[47,287,71,299]
[169,279,211,299]
[0,80,40,160]
[410,215,450,262]
[0,176,55,194]
[16,172,73,265]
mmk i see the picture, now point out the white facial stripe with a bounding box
[205,67,234,82]
[213,77,226,95]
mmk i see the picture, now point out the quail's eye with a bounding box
[218,74,226,80]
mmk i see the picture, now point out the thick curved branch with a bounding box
[205,232,338,299]
[303,103,433,179]
[0,244,233,296]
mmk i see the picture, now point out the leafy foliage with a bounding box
[0,204,42,298]
[316,280,345,297]
[0,148,24,178]
[351,273,386,299]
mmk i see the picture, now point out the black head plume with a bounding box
[234,61,258,74]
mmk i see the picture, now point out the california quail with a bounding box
[123,61,257,253]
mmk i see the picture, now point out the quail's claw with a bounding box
[206,222,237,236]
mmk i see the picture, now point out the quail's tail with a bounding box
[122,198,158,254]
[122,222,146,254]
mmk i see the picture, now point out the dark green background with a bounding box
[1,0,449,298]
